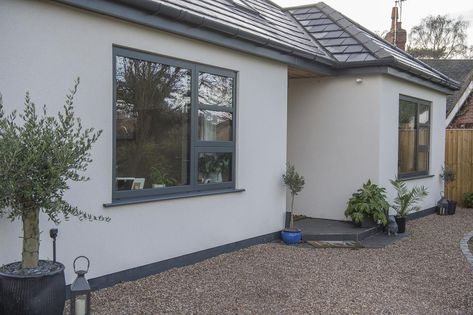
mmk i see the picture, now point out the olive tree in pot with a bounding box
[439,166,456,215]
[281,163,305,245]
[0,79,109,315]
[344,180,389,228]
[390,179,428,233]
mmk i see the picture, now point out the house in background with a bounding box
[422,59,473,128]
[0,0,458,289]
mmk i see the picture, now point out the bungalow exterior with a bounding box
[0,0,459,287]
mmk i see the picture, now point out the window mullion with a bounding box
[190,64,198,190]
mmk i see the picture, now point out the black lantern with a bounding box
[71,256,91,315]
[437,197,449,215]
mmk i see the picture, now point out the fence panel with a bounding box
[445,129,473,204]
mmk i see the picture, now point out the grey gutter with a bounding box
[52,0,335,75]
[52,0,460,90]
[333,57,460,91]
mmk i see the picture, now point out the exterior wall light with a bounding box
[355,78,363,84]
[70,256,91,315]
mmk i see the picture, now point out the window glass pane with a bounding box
[115,56,191,190]
[419,127,430,146]
[198,152,232,184]
[198,72,233,107]
[399,100,417,174]
[399,126,416,174]
[198,110,232,141]
[419,104,430,124]
[399,100,417,126]
[417,151,429,172]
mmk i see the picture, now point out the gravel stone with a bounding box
[84,208,473,315]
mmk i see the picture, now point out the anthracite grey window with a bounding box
[113,47,236,201]
[398,95,431,178]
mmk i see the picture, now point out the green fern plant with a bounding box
[345,180,389,226]
[390,179,428,218]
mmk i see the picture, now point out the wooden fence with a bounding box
[445,129,473,204]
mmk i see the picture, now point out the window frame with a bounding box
[112,46,237,201]
[398,94,431,179]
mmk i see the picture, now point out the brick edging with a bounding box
[460,230,473,270]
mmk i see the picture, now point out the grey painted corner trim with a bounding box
[65,231,280,298]
[460,230,473,270]
[103,188,246,208]
[52,0,335,76]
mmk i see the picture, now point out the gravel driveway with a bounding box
[90,208,473,314]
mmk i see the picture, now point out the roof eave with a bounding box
[52,0,336,72]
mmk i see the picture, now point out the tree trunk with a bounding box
[290,193,295,229]
[22,208,40,269]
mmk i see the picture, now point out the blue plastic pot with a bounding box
[281,229,302,245]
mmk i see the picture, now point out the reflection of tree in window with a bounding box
[115,56,191,189]
[198,73,233,107]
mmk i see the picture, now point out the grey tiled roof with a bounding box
[152,0,332,60]
[54,0,460,90]
[288,3,458,87]
[421,60,473,113]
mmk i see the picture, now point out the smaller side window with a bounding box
[398,95,431,178]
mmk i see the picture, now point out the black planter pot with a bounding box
[448,200,457,215]
[0,260,65,315]
[355,216,375,228]
[395,216,406,233]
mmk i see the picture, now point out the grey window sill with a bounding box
[398,174,435,181]
[103,188,245,208]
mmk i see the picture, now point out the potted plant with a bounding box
[150,165,176,188]
[440,166,457,215]
[390,179,428,233]
[0,79,109,315]
[281,163,305,245]
[344,180,389,228]
[198,154,230,183]
[463,192,473,208]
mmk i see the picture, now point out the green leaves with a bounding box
[282,163,305,198]
[0,78,107,224]
[344,179,389,225]
[390,179,428,218]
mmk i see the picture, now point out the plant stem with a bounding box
[22,208,39,269]
[290,193,295,229]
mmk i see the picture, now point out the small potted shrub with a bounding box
[150,165,176,188]
[281,163,305,245]
[0,79,109,315]
[440,166,457,215]
[344,180,388,228]
[464,192,473,209]
[390,179,428,233]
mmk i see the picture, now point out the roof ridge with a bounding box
[283,4,336,61]
[314,3,391,60]
[315,2,458,83]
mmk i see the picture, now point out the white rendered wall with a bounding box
[379,76,446,213]
[287,76,382,220]
[288,74,446,220]
[0,0,287,283]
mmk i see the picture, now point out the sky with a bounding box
[273,0,473,46]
